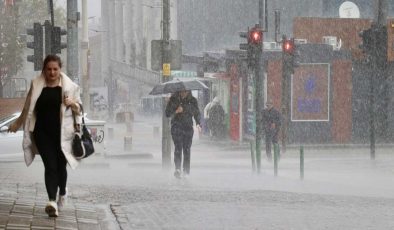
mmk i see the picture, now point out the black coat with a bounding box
[165,92,201,131]
[262,107,282,133]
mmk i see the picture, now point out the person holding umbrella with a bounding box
[165,90,201,178]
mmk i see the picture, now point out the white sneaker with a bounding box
[57,188,68,210]
[45,201,58,217]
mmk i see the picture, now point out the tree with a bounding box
[0,1,23,97]
[0,0,66,97]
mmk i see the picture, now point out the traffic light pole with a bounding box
[255,44,263,173]
[281,60,290,154]
[161,0,172,170]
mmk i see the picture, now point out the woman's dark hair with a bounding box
[42,54,62,72]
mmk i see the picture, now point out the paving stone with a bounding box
[31,226,54,230]
[60,208,76,217]
[14,200,35,206]
[77,222,101,230]
[0,204,13,214]
[56,215,77,222]
[5,226,30,230]
[6,215,31,228]
[31,216,55,228]
[55,219,78,230]
[76,210,98,219]
[11,205,34,215]
[77,218,99,225]
[0,216,7,226]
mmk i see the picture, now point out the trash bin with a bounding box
[85,119,106,155]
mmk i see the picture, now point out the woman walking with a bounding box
[166,90,201,178]
[8,55,82,217]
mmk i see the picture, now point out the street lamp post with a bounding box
[161,0,172,170]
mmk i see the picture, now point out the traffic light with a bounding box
[239,25,263,67]
[26,22,43,71]
[52,26,67,54]
[249,27,263,46]
[44,20,67,55]
[282,38,299,74]
[44,20,53,56]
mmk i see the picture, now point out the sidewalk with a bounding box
[0,183,118,230]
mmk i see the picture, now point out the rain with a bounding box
[0,0,394,229]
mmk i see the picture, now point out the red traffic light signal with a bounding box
[282,39,295,54]
[249,27,263,45]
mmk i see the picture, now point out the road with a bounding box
[1,115,394,229]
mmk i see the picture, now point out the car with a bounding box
[0,112,106,157]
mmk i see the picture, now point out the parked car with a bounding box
[0,112,106,157]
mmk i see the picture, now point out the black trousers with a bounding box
[265,129,279,159]
[34,130,67,201]
[171,127,194,174]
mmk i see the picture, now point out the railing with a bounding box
[110,60,161,86]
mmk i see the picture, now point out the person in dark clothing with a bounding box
[262,100,282,161]
[208,97,225,138]
[8,55,82,217]
[165,90,201,178]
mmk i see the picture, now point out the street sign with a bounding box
[163,63,171,76]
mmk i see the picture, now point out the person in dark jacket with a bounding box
[165,90,201,178]
[262,100,282,161]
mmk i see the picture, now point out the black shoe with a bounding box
[174,169,181,179]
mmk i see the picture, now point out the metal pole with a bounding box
[369,65,375,159]
[274,143,279,176]
[259,0,268,32]
[161,0,171,170]
[274,10,281,42]
[255,0,266,173]
[81,0,89,113]
[250,140,256,172]
[49,0,55,26]
[300,145,304,180]
[67,0,79,83]
[369,0,388,159]
[374,0,388,26]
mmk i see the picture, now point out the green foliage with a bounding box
[0,4,23,79]
[19,0,66,29]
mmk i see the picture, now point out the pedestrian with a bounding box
[208,97,225,139]
[8,54,82,217]
[203,98,214,136]
[261,100,282,161]
[165,90,201,179]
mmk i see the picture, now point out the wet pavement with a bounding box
[1,117,394,229]
[0,183,118,230]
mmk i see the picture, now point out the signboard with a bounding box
[291,63,330,121]
[163,63,171,76]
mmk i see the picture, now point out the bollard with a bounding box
[300,145,304,180]
[256,140,261,174]
[124,136,132,151]
[153,126,160,138]
[274,143,279,176]
[250,140,256,172]
[108,127,114,140]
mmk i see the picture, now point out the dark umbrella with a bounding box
[149,78,208,95]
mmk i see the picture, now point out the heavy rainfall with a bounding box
[0,0,394,229]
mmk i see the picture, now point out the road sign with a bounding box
[163,63,171,76]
